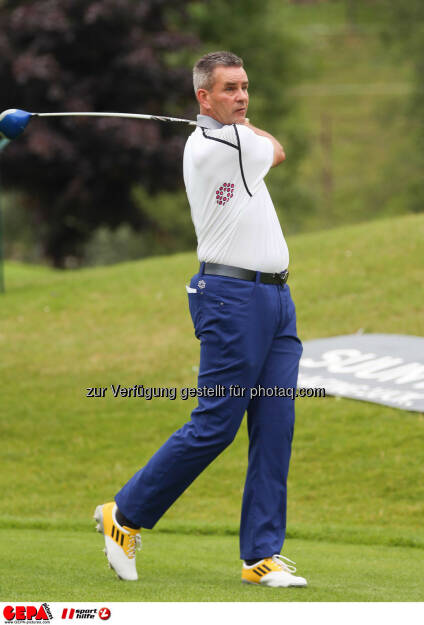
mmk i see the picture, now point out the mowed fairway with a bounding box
[1,530,423,602]
[1,214,424,601]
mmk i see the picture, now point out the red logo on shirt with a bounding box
[216,182,234,205]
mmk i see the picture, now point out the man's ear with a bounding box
[197,88,211,111]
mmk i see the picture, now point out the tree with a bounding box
[0,0,197,266]
[382,0,424,212]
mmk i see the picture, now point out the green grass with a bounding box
[1,530,423,602]
[1,214,424,600]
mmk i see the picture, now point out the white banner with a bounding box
[298,334,424,412]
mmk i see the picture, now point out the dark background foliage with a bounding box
[0,0,307,268]
[0,0,197,266]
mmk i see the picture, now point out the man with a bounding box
[94,51,307,588]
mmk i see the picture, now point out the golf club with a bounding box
[0,108,199,141]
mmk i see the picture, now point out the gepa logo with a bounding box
[3,604,52,622]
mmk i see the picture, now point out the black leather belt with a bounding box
[202,262,289,286]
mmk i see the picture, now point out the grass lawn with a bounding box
[1,214,423,601]
[1,529,423,602]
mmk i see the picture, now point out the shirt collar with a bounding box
[196,114,224,130]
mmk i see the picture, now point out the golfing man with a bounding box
[95,51,307,588]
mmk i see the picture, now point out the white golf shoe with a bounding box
[242,554,307,587]
[94,502,141,581]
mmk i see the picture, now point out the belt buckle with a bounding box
[275,270,288,286]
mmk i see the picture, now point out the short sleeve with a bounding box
[234,124,274,196]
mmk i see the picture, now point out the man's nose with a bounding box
[235,89,248,102]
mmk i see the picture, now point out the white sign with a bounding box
[298,334,424,412]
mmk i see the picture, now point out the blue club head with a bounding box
[0,108,33,140]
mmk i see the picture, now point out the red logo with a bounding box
[215,182,234,205]
[3,605,50,621]
[61,608,75,619]
[98,608,111,621]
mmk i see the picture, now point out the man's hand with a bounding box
[243,120,285,168]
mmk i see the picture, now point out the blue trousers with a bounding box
[115,265,303,559]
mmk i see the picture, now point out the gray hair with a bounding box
[193,51,244,95]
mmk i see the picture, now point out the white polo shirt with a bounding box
[183,114,289,273]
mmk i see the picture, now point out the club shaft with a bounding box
[34,112,198,125]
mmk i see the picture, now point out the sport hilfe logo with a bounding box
[60,608,111,620]
[216,182,235,205]
[61,608,96,619]
[3,604,52,622]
